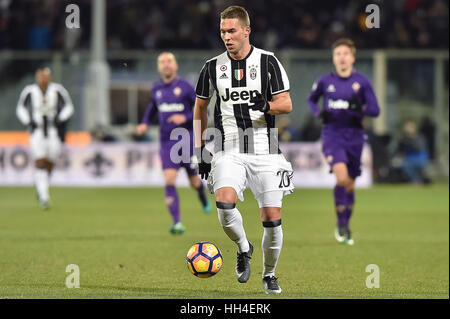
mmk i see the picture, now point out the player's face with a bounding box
[220,18,250,55]
[333,45,355,72]
[157,53,178,79]
[36,70,51,90]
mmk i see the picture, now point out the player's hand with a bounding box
[249,91,270,113]
[348,94,363,113]
[53,116,61,127]
[167,114,187,125]
[195,145,212,180]
[318,110,331,124]
[29,120,37,131]
[136,123,148,136]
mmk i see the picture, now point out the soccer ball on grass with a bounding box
[186,241,223,278]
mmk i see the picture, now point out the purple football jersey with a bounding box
[141,77,196,174]
[307,70,379,141]
[141,77,195,144]
[307,70,380,177]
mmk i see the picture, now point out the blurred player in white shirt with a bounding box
[16,67,74,209]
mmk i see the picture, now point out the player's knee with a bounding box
[260,207,282,222]
[189,175,201,189]
[336,176,350,187]
[35,159,47,169]
[215,188,237,204]
[346,184,355,193]
[46,161,54,173]
[336,205,346,213]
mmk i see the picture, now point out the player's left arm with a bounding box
[267,91,292,115]
[267,55,292,115]
[56,85,74,122]
[361,79,380,117]
[249,54,292,115]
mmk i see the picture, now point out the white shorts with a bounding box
[29,127,61,162]
[207,151,295,208]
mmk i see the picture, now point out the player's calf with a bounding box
[216,201,252,283]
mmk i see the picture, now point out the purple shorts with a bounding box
[322,140,364,179]
[160,141,197,176]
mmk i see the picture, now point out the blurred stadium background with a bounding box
[0,0,449,183]
[0,0,448,186]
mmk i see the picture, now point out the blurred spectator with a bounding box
[364,118,392,183]
[419,116,436,160]
[27,17,52,50]
[91,124,118,143]
[0,0,448,51]
[277,117,298,142]
[299,115,321,142]
[397,121,431,184]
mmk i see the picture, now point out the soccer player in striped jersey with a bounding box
[137,52,211,235]
[307,38,380,245]
[16,67,74,210]
[193,6,294,294]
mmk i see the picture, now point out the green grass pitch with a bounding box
[0,184,448,299]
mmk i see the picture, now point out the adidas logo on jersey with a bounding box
[220,88,259,103]
[219,73,228,79]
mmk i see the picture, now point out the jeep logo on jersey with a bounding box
[220,88,259,103]
[234,69,244,81]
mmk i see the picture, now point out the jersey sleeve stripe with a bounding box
[271,88,290,95]
[196,94,211,100]
[195,62,210,98]
[260,54,270,100]
[268,55,284,93]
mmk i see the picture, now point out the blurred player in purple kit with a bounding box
[307,38,380,245]
[137,52,211,235]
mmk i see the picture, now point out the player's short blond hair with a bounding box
[332,38,356,56]
[220,6,250,27]
[157,52,177,64]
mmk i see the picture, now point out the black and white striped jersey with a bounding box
[195,46,290,155]
[16,82,74,135]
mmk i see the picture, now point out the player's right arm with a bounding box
[193,96,212,180]
[194,61,214,179]
[137,98,157,136]
[16,86,33,127]
[307,78,324,117]
[194,61,214,148]
[193,97,210,148]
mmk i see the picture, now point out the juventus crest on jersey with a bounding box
[196,46,290,155]
[16,82,74,136]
